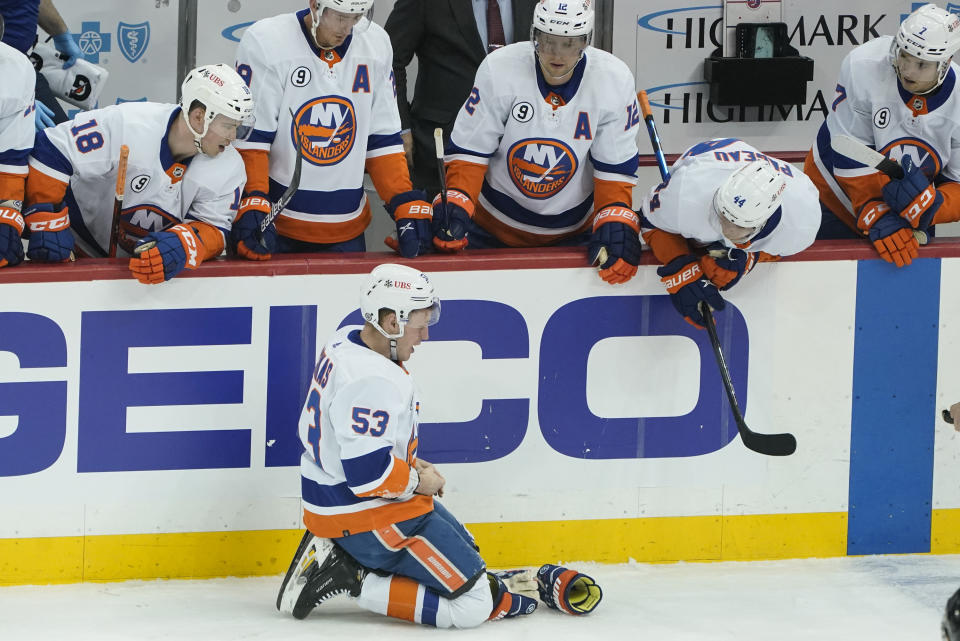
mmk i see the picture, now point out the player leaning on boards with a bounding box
[806,3,960,268]
[641,139,820,328]
[234,0,434,260]
[434,0,643,284]
[0,13,37,269]
[278,263,602,627]
[23,64,257,283]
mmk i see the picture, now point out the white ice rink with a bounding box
[2,554,957,640]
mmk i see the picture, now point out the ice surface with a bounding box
[2,554,957,640]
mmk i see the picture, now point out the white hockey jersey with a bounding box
[806,35,960,230]
[235,11,407,243]
[642,138,820,257]
[27,102,245,256]
[0,40,36,205]
[446,42,640,246]
[299,326,431,538]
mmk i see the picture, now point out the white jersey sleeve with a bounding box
[589,57,642,182]
[365,27,404,158]
[180,147,245,232]
[447,56,509,166]
[234,27,281,155]
[826,46,877,145]
[0,42,36,203]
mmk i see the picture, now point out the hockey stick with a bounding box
[107,144,130,258]
[637,89,797,456]
[830,134,928,244]
[701,303,797,456]
[256,108,306,247]
[433,127,451,234]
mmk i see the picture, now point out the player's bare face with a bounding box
[718,214,757,244]
[396,309,431,361]
[313,8,362,49]
[201,115,242,156]
[535,33,586,85]
[895,50,941,94]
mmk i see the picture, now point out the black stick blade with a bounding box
[943,409,955,425]
[741,428,797,457]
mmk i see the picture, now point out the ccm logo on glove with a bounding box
[27,211,70,232]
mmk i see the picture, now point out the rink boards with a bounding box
[0,244,959,584]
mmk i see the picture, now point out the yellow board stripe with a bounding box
[5,509,960,586]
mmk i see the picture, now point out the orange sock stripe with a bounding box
[385,575,420,622]
[375,525,468,593]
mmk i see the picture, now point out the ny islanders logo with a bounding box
[507,138,578,199]
[880,137,942,179]
[291,97,357,166]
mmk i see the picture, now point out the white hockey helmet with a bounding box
[713,160,787,229]
[360,264,440,341]
[893,3,960,90]
[180,64,255,154]
[309,0,374,45]
[532,0,594,40]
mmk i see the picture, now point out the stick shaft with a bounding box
[637,91,669,182]
[108,145,130,258]
[433,128,450,231]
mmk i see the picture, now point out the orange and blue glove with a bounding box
[882,155,941,231]
[129,223,203,284]
[431,189,473,252]
[0,206,25,267]
[229,193,275,260]
[488,570,538,621]
[657,254,726,329]
[700,243,756,290]
[384,189,433,258]
[587,205,642,284]
[536,564,602,615]
[24,203,73,262]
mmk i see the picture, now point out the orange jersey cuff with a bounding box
[593,177,634,212]
[187,220,225,263]
[365,152,413,204]
[445,159,487,204]
[25,168,68,208]
[239,148,270,197]
[642,228,692,264]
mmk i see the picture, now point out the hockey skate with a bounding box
[276,530,367,619]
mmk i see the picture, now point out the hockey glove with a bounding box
[487,571,538,621]
[230,194,275,260]
[129,224,203,284]
[0,206,25,267]
[587,206,642,284]
[431,189,473,252]
[24,203,73,262]
[868,211,919,268]
[384,189,433,258]
[700,243,756,291]
[657,254,726,329]
[881,155,942,231]
[536,564,602,616]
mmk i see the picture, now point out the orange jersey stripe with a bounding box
[473,202,590,248]
[593,177,634,211]
[641,227,692,264]
[354,456,413,499]
[935,181,960,225]
[302,495,433,538]
[804,152,860,235]
[375,524,468,593]
[25,168,68,208]
[385,576,420,622]
[239,149,270,197]
[0,172,26,204]
[189,220,225,262]
[275,200,372,244]
[445,159,487,203]
[366,152,413,204]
